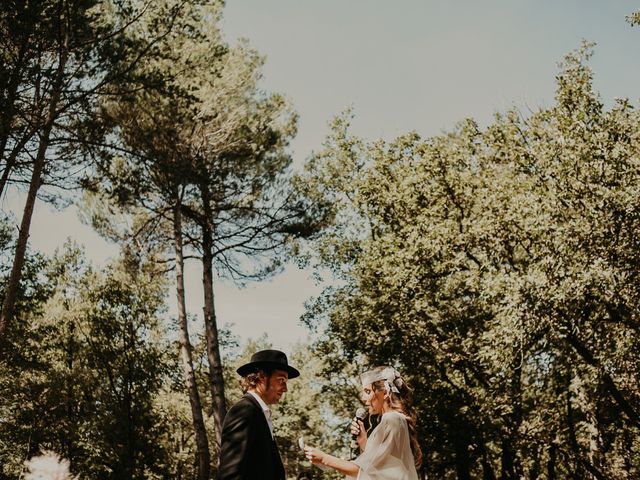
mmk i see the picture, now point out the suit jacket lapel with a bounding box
[243,393,272,437]
[244,393,284,479]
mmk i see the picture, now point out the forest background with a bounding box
[1,1,639,479]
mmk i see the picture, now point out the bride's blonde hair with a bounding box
[362,366,423,468]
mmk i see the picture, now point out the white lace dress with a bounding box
[350,411,419,480]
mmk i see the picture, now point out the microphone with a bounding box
[352,408,368,440]
[350,408,368,459]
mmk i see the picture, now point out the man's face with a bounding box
[259,369,289,405]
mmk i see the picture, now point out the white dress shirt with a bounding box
[248,391,274,438]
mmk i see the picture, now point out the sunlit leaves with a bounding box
[298,44,640,478]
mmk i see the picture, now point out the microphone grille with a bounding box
[355,407,367,420]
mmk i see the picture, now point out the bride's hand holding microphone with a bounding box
[350,407,368,452]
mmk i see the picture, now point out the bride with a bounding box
[304,366,422,479]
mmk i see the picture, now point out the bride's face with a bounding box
[361,382,386,415]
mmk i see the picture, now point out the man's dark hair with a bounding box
[239,366,277,393]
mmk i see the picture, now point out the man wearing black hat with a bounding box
[217,349,300,480]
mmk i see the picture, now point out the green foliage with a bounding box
[296,44,640,479]
[82,2,314,474]
[0,244,174,479]
[0,0,163,196]
[88,0,304,280]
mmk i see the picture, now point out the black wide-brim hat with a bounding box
[236,349,300,378]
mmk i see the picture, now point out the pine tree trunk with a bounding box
[0,128,37,200]
[587,396,602,477]
[500,356,524,480]
[0,29,30,198]
[454,439,472,480]
[480,445,497,480]
[200,187,227,449]
[0,39,69,342]
[173,198,211,480]
[547,440,556,480]
[567,333,640,429]
[566,376,585,478]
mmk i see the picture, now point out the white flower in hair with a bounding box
[380,367,400,394]
[361,366,403,394]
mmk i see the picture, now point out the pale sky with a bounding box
[5,1,640,352]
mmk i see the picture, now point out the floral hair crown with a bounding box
[361,366,403,395]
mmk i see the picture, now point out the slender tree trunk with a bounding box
[587,389,603,478]
[480,444,497,480]
[0,40,69,342]
[200,186,226,449]
[0,82,21,198]
[454,439,472,480]
[500,439,516,480]
[566,375,580,474]
[0,26,30,182]
[567,333,640,429]
[0,136,47,338]
[125,372,134,480]
[0,127,38,199]
[500,354,524,480]
[125,317,136,480]
[65,318,77,459]
[547,440,556,480]
[173,198,211,480]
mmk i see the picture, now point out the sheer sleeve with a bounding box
[351,411,419,480]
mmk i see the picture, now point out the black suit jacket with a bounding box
[217,393,285,480]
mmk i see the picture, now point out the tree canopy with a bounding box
[2,2,640,479]
[296,44,640,479]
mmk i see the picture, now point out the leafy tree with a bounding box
[295,44,640,479]
[0,238,55,477]
[181,38,305,452]
[85,1,318,474]
[0,243,173,479]
[0,0,184,344]
[85,2,230,475]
